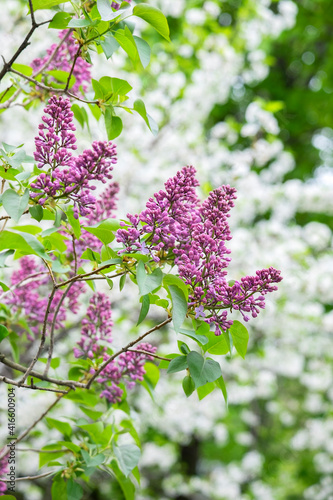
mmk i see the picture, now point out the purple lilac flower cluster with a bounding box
[73,292,113,359]
[3,256,84,339]
[0,452,8,495]
[117,166,283,333]
[30,96,117,218]
[31,30,91,93]
[74,293,156,403]
[97,343,157,404]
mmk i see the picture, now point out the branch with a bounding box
[0,354,86,389]
[0,0,52,81]
[64,44,82,92]
[0,375,68,394]
[127,349,171,362]
[8,68,98,104]
[0,31,73,111]
[0,471,54,482]
[86,317,172,389]
[56,265,125,288]
[43,282,75,376]
[18,287,57,385]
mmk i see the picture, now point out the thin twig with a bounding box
[34,29,73,78]
[43,282,75,376]
[0,0,52,81]
[56,265,125,288]
[0,271,49,297]
[8,68,98,104]
[0,375,68,394]
[18,287,57,385]
[86,317,172,389]
[0,394,64,460]
[64,44,82,92]
[127,349,171,362]
[0,471,54,482]
[0,354,87,389]
[43,260,57,287]
[0,208,29,221]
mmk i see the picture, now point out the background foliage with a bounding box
[0,0,332,499]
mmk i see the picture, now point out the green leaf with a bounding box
[216,375,228,405]
[0,230,51,261]
[187,351,222,388]
[51,476,67,500]
[0,249,14,267]
[79,406,104,420]
[39,357,60,369]
[109,460,135,500]
[114,444,141,477]
[49,11,71,29]
[58,441,81,453]
[144,361,160,388]
[178,328,209,345]
[182,375,195,397]
[46,417,72,437]
[82,450,105,468]
[100,76,132,96]
[178,341,190,355]
[136,261,163,295]
[204,329,231,355]
[83,218,120,245]
[81,248,101,263]
[229,320,249,358]
[78,422,104,442]
[11,225,42,235]
[101,35,120,59]
[137,294,150,325]
[32,0,69,10]
[167,355,188,374]
[29,205,44,222]
[0,281,9,291]
[67,479,83,500]
[68,18,92,27]
[0,324,10,343]
[105,109,123,140]
[66,206,81,239]
[113,30,138,64]
[119,273,126,291]
[97,0,123,20]
[11,63,33,77]
[168,284,188,332]
[133,36,151,68]
[133,4,170,41]
[2,188,29,223]
[197,382,215,400]
[47,69,76,88]
[133,99,158,136]
[39,446,65,468]
[163,274,188,301]
[1,496,17,500]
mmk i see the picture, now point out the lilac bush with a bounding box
[0,1,285,497]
